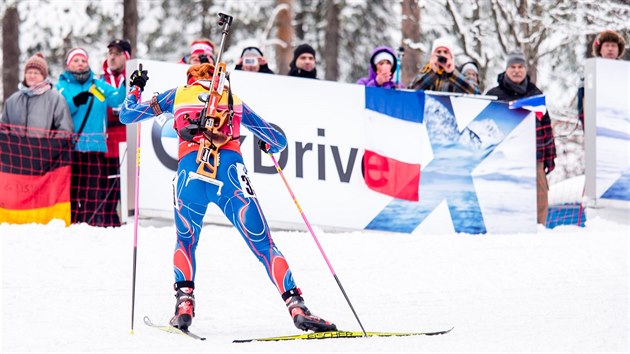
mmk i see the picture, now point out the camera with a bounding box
[199,54,210,64]
[243,57,257,66]
[437,56,447,64]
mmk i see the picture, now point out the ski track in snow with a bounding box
[1,217,628,353]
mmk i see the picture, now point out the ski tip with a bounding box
[130,329,135,335]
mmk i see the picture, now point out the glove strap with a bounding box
[150,94,163,116]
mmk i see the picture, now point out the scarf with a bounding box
[71,69,91,84]
[502,75,528,95]
[19,79,52,97]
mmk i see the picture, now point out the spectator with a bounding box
[234,46,274,74]
[459,60,481,92]
[179,39,215,65]
[288,44,317,79]
[56,47,126,227]
[2,53,73,137]
[100,39,132,227]
[356,46,402,89]
[578,30,627,127]
[485,50,556,226]
[408,38,479,94]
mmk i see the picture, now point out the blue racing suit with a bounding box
[119,81,297,295]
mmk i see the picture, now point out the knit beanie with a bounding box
[190,39,215,56]
[506,50,527,67]
[373,51,395,66]
[25,52,48,77]
[65,48,89,66]
[592,30,626,58]
[460,61,479,75]
[431,38,453,56]
[293,44,316,61]
[240,46,264,58]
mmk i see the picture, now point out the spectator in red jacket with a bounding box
[100,39,132,227]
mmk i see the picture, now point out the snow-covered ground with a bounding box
[1,215,628,353]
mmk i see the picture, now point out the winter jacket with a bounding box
[56,70,126,152]
[2,80,73,136]
[356,46,401,89]
[408,64,480,94]
[485,72,556,173]
[234,63,275,74]
[101,60,126,158]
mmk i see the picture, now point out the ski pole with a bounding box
[130,64,144,334]
[268,153,367,337]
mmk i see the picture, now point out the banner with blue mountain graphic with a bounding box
[364,90,537,234]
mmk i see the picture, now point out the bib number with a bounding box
[236,163,256,198]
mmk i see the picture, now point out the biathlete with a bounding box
[119,63,336,332]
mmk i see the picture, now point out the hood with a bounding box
[367,46,397,79]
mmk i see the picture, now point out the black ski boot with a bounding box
[169,281,195,330]
[282,288,337,332]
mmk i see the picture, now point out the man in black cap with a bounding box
[288,43,317,79]
[100,39,132,227]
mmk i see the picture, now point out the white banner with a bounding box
[584,58,630,209]
[124,59,536,234]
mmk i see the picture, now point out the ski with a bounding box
[233,327,454,343]
[143,316,206,341]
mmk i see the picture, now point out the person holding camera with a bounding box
[234,46,274,74]
[178,39,216,66]
[408,38,479,94]
[356,46,402,89]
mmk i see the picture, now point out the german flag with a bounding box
[0,126,73,226]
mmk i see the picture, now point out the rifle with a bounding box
[193,13,234,186]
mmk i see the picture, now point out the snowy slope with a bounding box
[1,216,628,353]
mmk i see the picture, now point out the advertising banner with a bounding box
[125,60,536,234]
[584,58,630,207]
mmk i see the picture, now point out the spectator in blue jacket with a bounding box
[56,47,126,227]
[356,46,402,89]
[56,48,125,152]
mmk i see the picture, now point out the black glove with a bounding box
[72,91,93,107]
[130,69,149,90]
[258,139,270,153]
[544,158,555,175]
